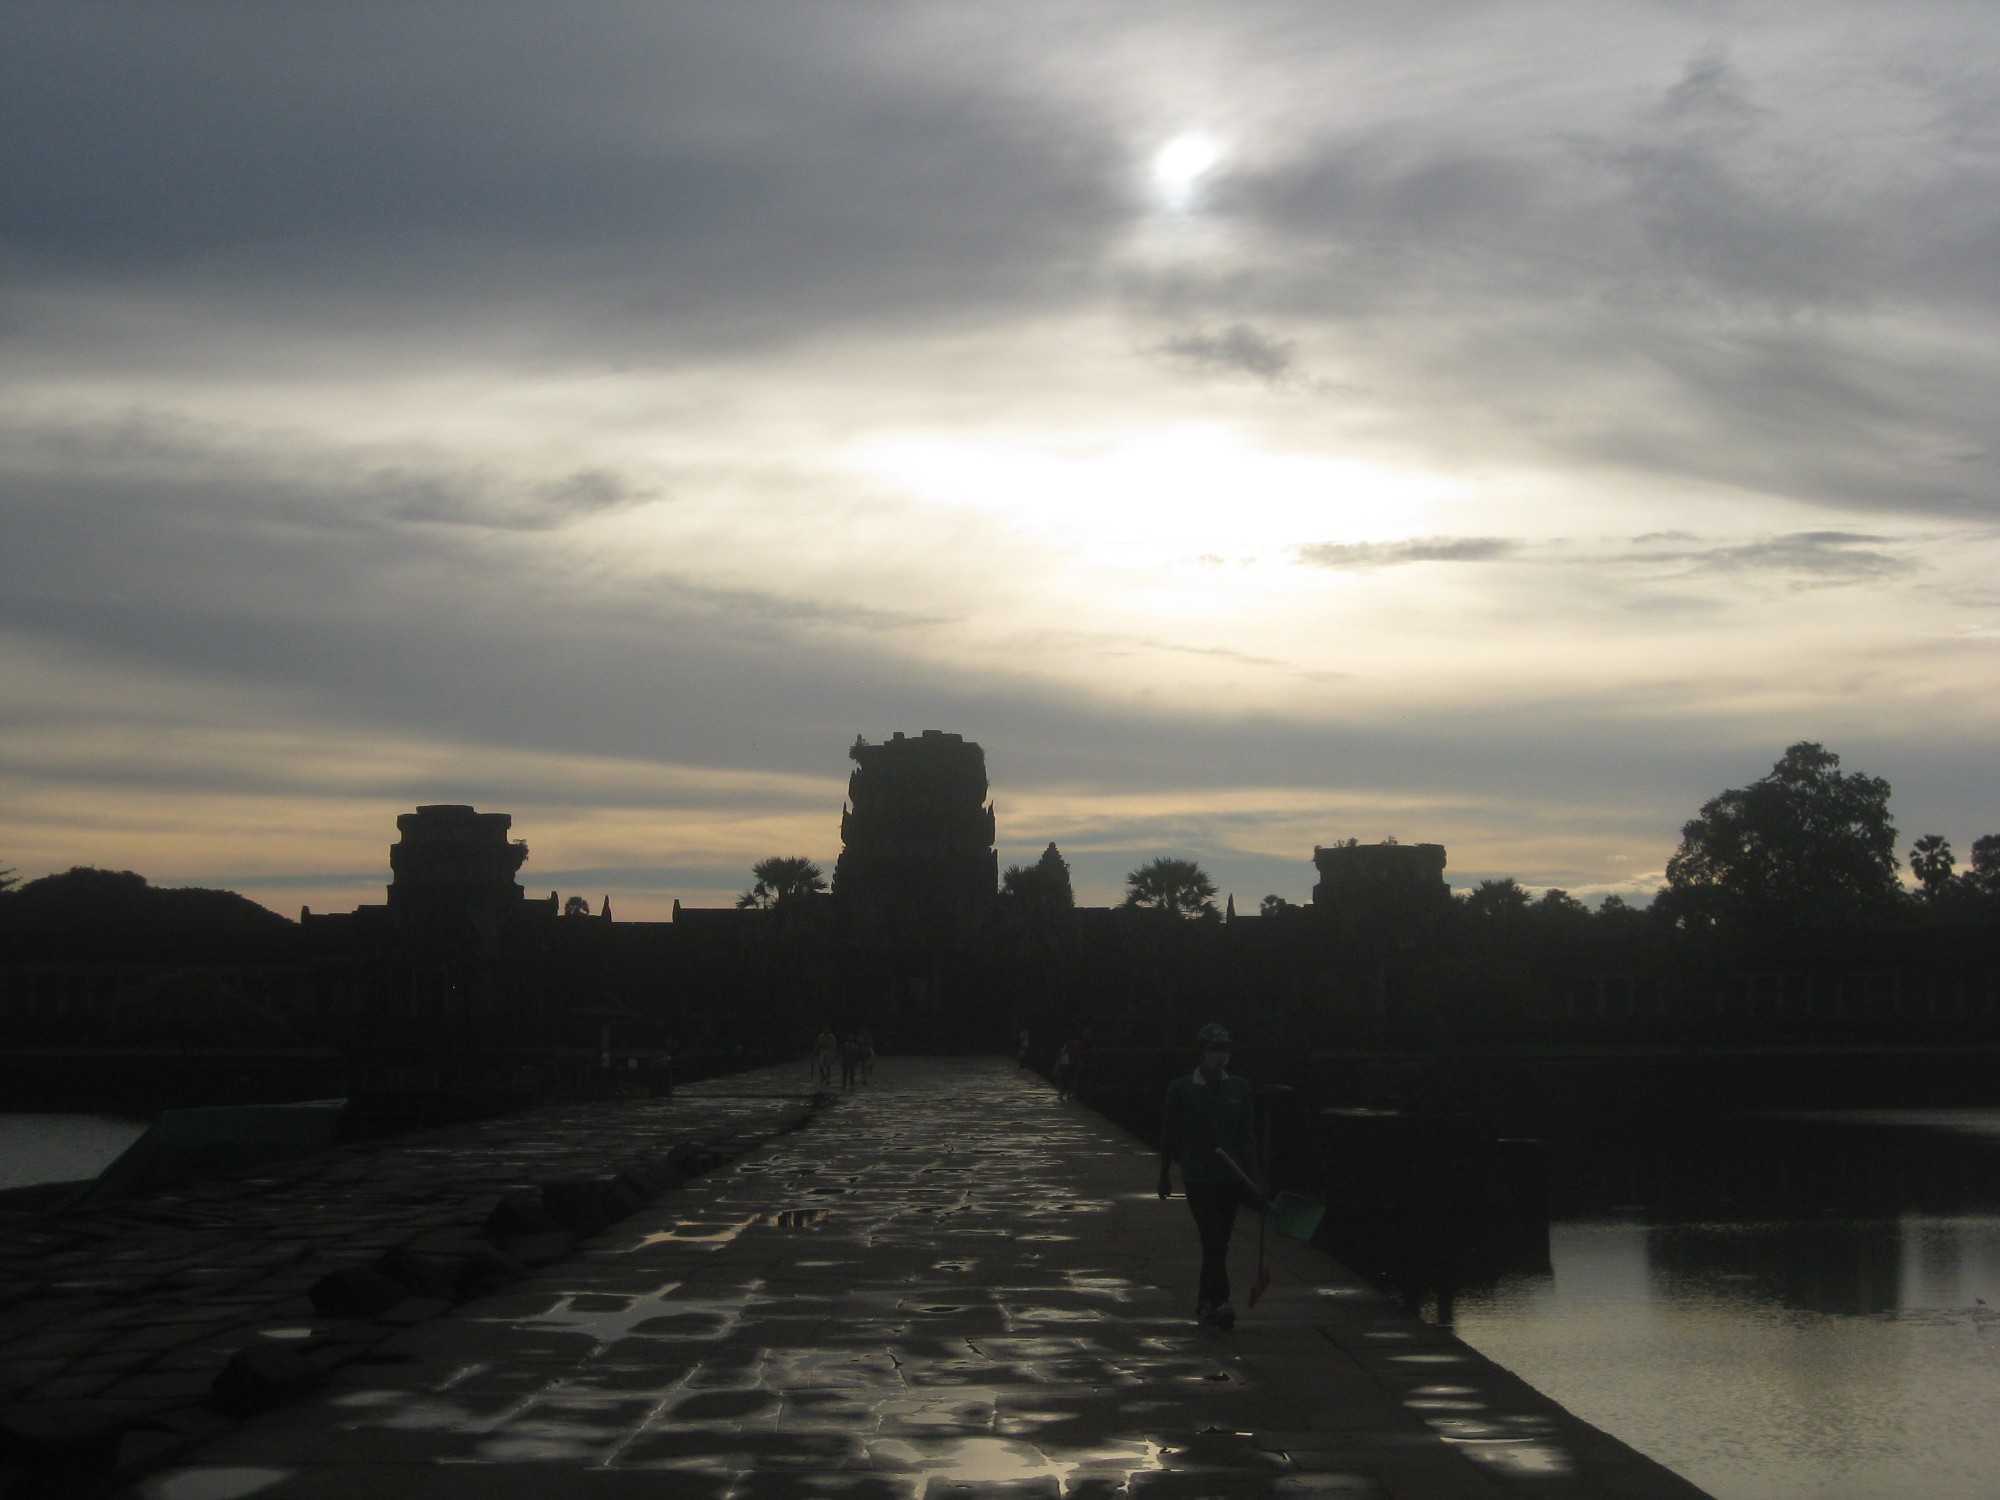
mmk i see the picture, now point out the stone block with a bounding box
[372,1247,459,1302]
[454,1247,532,1300]
[614,1170,661,1204]
[307,1266,407,1320]
[482,1191,559,1239]
[497,1231,577,1269]
[540,1180,611,1235]
[372,1298,455,1327]
[666,1142,710,1175]
[602,1180,647,1221]
[209,1342,316,1417]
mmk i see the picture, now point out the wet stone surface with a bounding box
[0,1071,817,1486]
[128,1059,1715,1500]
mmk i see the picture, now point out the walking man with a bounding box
[1157,1022,1259,1329]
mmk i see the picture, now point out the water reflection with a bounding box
[1429,1111,2000,1500]
[0,1112,148,1190]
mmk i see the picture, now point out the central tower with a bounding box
[834,729,997,953]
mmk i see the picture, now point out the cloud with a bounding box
[1294,536,1519,571]
[6,2,2000,917]
[1656,44,1769,129]
[0,5,1132,361]
[1157,324,1299,384]
[1623,530,1913,584]
[376,466,653,531]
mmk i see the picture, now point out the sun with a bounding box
[1150,132,1225,210]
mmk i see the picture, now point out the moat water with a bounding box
[0,1113,147,1190]
[1435,1109,2000,1500]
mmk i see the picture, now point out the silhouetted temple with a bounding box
[386,805,534,940]
[835,730,998,953]
[1312,841,1452,936]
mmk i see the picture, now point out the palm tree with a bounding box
[1122,857,1218,920]
[737,856,827,909]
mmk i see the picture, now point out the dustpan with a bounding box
[1267,1191,1325,1242]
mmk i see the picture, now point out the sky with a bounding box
[3,2,1997,918]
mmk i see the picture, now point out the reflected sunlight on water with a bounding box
[1447,1111,2000,1500]
[0,1113,148,1191]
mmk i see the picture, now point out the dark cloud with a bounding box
[0,4,1129,358]
[1294,536,1519,570]
[1623,530,1913,583]
[1656,44,1769,129]
[1157,324,1299,384]
[378,466,652,531]
[1154,24,2000,522]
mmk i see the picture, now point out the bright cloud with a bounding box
[4,3,1999,913]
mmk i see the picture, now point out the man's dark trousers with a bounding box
[1184,1183,1240,1307]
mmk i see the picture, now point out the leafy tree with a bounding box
[1001,844,1078,999]
[1123,857,1218,920]
[1659,742,1898,932]
[736,856,827,910]
[1259,894,1293,916]
[1909,835,1955,899]
[562,895,593,918]
[1968,835,2000,898]
[1,867,287,933]
[1002,843,1075,915]
[1530,887,1591,924]
[1462,878,1532,921]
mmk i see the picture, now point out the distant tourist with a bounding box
[1053,1030,1090,1100]
[858,1029,876,1085]
[1158,1022,1260,1330]
[1017,1027,1032,1067]
[814,1027,836,1087]
[838,1034,862,1091]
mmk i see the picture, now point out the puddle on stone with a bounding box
[766,1208,831,1227]
[632,1216,757,1249]
[505,1284,762,1346]
[137,1468,291,1500]
[1456,1441,1573,1476]
[869,1434,1157,1488]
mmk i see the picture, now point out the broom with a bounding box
[1213,1148,1274,1307]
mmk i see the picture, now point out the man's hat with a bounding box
[1195,1022,1233,1046]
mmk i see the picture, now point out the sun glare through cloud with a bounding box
[4,2,2000,927]
[1149,132,1226,210]
[846,425,1457,584]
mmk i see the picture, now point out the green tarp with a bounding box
[65,1100,344,1208]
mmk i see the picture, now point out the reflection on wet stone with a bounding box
[132,1059,1702,1499]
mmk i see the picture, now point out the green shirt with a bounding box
[1161,1071,1256,1186]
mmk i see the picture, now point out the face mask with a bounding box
[1202,1051,1229,1073]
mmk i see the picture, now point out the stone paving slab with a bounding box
[0,1068,823,1492]
[127,1058,1714,1500]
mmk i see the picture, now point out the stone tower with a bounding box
[1311,841,1452,936]
[835,730,997,951]
[386,804,531,941]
